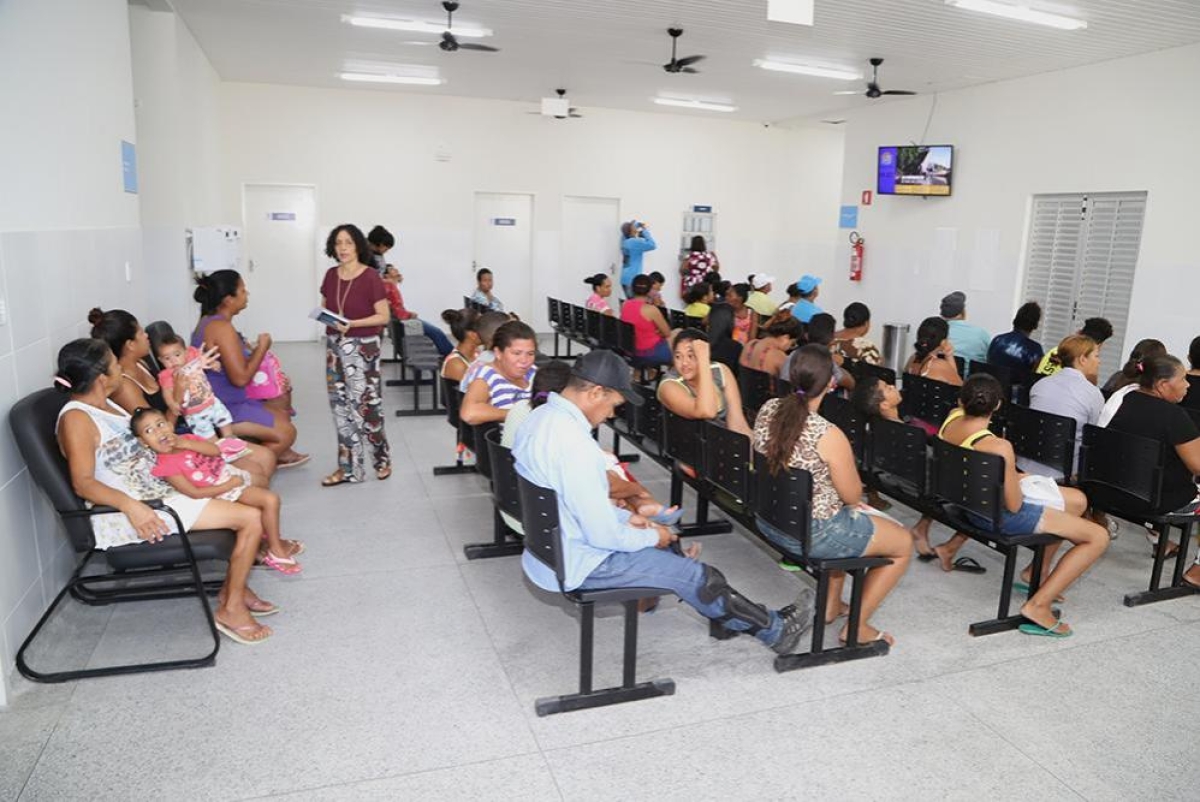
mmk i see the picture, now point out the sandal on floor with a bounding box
[916,549,938,563]
[215,619,272,645]
[277,453,311,469]
[1018,618,1071,638]
[246,600,280,617]
[261,551,302,575]
[377,465,393,481]
[322,470,359,487]
[950,556,987,574]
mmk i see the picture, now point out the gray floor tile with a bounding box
[0,704,62,801]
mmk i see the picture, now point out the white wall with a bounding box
[217,84,845,330]
[827,42,1200,367]
[0,0,223,704]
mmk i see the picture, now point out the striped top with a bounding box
[476,363,536,409]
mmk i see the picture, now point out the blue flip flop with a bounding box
[1018,619,1071,638]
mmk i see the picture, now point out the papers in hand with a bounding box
[309,307,349,328]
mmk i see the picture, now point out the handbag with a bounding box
[1019,474,1066,511]
[245,350,285,400]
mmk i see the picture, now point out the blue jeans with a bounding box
[420,319,453,357]
[578,549,783,645]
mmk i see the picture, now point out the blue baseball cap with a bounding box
[796,274,822,294]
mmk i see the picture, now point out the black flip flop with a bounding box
[951,556,987,574]
[917,551,938,563]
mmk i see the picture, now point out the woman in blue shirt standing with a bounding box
[620,220,657,297]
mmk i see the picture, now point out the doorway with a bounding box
[473,192,534,322]
[557,195,621,329]
[240,184,318,342]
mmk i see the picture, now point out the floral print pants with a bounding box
[326,335,390,480]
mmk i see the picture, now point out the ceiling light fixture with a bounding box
[342,14,492,38]
[944,0,1087,30]
[340,73,444,86]
[754,59,861,81]
[653,97,738,113]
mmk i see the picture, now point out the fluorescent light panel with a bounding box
[340,73,443,86]
[653,97,737,113]
[754,59,861,80]
[944,0,1087,30]
[342,14,492,38]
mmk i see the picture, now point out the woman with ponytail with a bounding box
[54,339,280,644]
[905,316,962,387]
[583,273,615,315]
[1098,339,1167,426]
[752,344,912,645]
[938,374,1109,637]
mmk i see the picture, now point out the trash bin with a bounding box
[882,323,911,377]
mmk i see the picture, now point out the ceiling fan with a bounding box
[833,58,916,98]
[527,89,584,119]
[438,1,499,53]
[662,28,705,74]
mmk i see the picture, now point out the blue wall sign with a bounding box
[691,205,713,213]
[838,205,858,229]
[121,140,138,194]
[270,212,296,221]
[492,218,517,226]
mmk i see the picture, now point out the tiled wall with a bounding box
[0,225,147,697]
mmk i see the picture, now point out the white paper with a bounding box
[970,229,1001,292]
[931,227,958,286]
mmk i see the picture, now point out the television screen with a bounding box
[877,145,954,196]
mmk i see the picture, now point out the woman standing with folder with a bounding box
[318,224,392,487]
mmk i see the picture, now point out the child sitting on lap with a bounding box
[155,335,239,444]
[132,407,303,575]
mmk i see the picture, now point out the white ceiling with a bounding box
[168,0,1200,122]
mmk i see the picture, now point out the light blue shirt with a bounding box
[947,319,991,364]
[514,393,659,591]
[1019,366,1104,480]
[790,298,823,324]
[620,231,657,288]
[470,289,504,313]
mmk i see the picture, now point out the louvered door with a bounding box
[1021,192,1146,377]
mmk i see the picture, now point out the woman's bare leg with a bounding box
[840,519,912,643]
[1021,509,1109,633]
[825,571,848,623]
[233,442,276,484]
[934,532,971,572]
[192,500,272,641]
[237,486,298,561]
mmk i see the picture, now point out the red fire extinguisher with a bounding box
[849,231,864,282]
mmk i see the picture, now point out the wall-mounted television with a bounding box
[877,145,954,196]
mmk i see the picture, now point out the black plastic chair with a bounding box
[570,305,586,340]
[928,438,1058,636]
[819,395,867,468]
[845,360,896,387]
[584,308,604,348]
[392,328,442,417]
[517,475,676,716]
[667,309,688,329]
[661,411,732,537]
[866,417,931,505]
[900,373,960,429]
[462,427,524,561]
[432,379,478,476]
[737,366,774,419]
[547,298,576,360]
[969,359,1030,405]
[702,421,751,507]
[1000,403,1077,481]
[750,453,893,671]
[9,389,234,683]
[1078,424,1200,606]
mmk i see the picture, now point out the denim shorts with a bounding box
[756,506,875,561]
[967,501,1045,536]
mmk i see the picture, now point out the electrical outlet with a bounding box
[0,297,7,326]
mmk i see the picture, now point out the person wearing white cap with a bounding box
[746,274,778,317]
[789,274,824,324]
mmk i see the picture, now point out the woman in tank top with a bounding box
[657,329,751,435]
[54,339,282,645]
[936,374,1108,638]
[460,320,538,424]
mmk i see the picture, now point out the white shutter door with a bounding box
[1079,192,1147,378]
[1021,195,1086,352]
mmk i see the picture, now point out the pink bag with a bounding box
[246,351,285,400]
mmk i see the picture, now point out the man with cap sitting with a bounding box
[746,274,778,317]
[789,274,824,324]
[940,290,990,364]
[514,349,815,655]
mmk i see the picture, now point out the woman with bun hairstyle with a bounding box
[192,271,305,468]
[440,307,481,384]
[583,273,615,315]
[54,339,280,644]
[91,307,275,481]
[753,344,912,644]
[938,374,1108,637]
[905,316,962,386]
[1098,339,1167,426]
[317,224,392,487]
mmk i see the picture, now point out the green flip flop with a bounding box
[1018,619,1072,638]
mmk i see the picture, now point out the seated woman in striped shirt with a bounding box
[460,320,538,425]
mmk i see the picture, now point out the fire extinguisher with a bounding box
[849,231,864,282]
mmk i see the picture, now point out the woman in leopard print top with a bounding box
[751,344,912,646]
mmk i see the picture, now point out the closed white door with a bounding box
[556,195,621,329]
[473,193,533,322]
[241,184,318,342]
